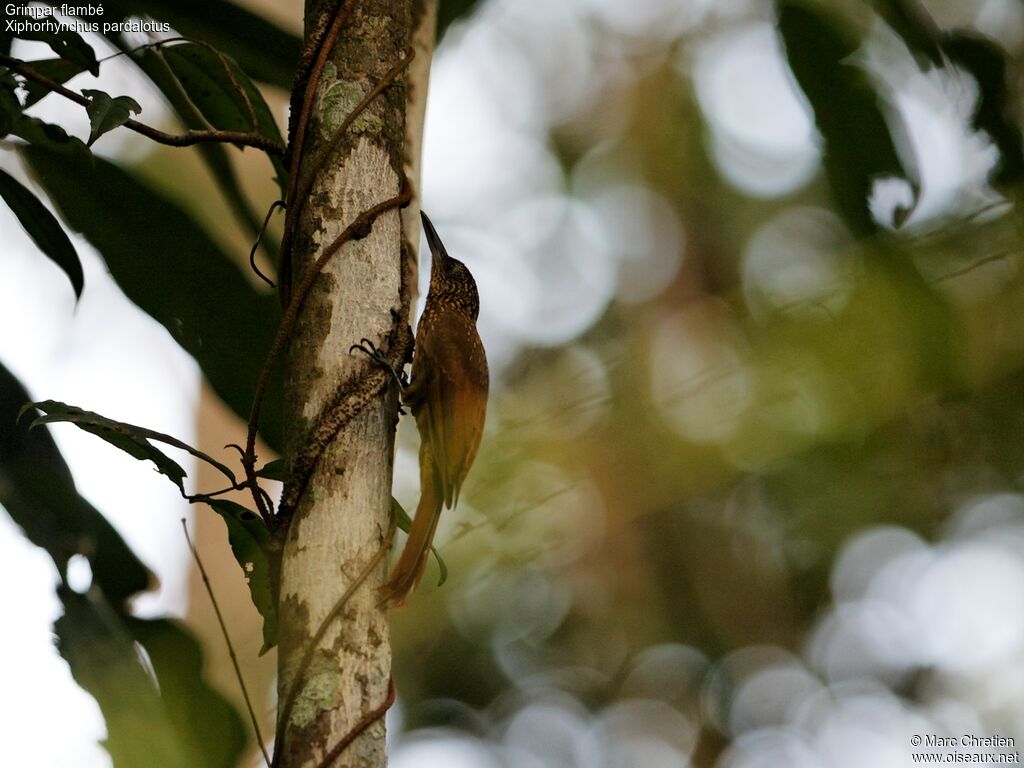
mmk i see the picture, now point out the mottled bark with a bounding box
[276,2,435,767]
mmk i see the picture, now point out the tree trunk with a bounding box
[275,2,435,766]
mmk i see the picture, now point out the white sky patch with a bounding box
[691,22,821,198]
[391,732,505,768]
[0,513,112,768]
[575,0,708,41]
[492,196,616,346]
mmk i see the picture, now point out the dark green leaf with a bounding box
[392,496,447,586]
[0,72,22,136]
[56,590,188,768]
[208,499,278,653]
[11,113,88,155]
[59,592,245,768]
[438,0,484,43]
[18,28,99,75]
[944,33,1024,187]
[0,363,151,603]
[21,57,85,107]
[22,399,238,491]
[81,88,141,146]
[160,43,287,189]
[256,457,285,481]
[0,168,83,298]
[21,146,284,451]
[126,618,248,768]
[160,43,279,140]
[131,47,282,247]
[778,1,920,236]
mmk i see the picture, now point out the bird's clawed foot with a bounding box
[350,338,409,413]
[349,337,381,359]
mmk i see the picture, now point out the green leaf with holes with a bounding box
[208,499,278,654]
[160,43,277,138]
[90,0,301,88]
[130,47,282,243]
[0,72,22,137]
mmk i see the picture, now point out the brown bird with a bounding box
[379,211,489,606]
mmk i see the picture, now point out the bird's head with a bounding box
[421,211,480,320]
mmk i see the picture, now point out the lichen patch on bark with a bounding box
[319,67,386,136]
[288,651,343,729]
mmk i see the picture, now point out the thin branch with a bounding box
[285,0,356,175]
[97,36,213,63]
[314,677,397,768]
[203,41,259,132]
[185,484,244,504]
[96,40,164,64]
[0,54,285,155]
[449,485,577,545]
[250,200,286,288]
[181,519,272,768]
[930,249,1018,284]
[271,524,397,768]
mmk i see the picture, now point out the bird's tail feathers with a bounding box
[379,483,442,608]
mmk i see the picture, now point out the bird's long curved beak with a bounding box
[420,210,449,266]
